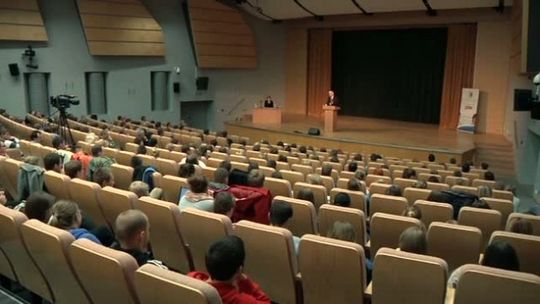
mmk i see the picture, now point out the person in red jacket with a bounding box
[188,236,271,304]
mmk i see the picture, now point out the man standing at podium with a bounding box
[326,90,339,106]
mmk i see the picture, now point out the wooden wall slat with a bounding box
[189,0,235,11]
[189,7,243,23]
[191,20,251,35]
[78,0,151,17]
[81,15,160,30]
[88,41,166,56]
[0,10,44,26]
[0,0,38,11]
[0,0,47,41]
[0,23,47,41]
[198,55,257,69]
[85,28,163,43]
[194,32,254,46]
[196,44,256,57]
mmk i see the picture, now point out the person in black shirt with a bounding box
[326,90,339,106]
[263,96,274,108]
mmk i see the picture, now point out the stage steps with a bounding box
[474,140,515,179]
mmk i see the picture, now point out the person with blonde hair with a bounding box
[49,200,101,244]
[327,221,356,242]
[129,181,149,198]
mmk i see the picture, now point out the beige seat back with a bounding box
[179,208,233,272]
[2,158,22,199]
[445,176,470,186]
[21,220,90,304]
[370,213,422,256]
[137,197,192,273]
[281,170,305,186]
[299,235,366,304]
[0,206,53,301]
[161,175,188,203]
[264,177,292,198]
[451,185,478,195]
[135,264,221,304]
[116,150,136,166]
[373,248,448,304]
[99,186,137,231]
[403,187,432,205]
[274,196,317,236]
[489,231,540,276]
[292,164,313,176]
[259,165,276,177]
[156,158,179,177]
[329,188,366,212]
[370,194,408,217]
[369,182,391,195]
[319,204,366,245]
[365,175,391,186]
[43,170,72,201]
[458,207,501,247]
[234,220,299,304]
[413,200,453,227]
[110,163,135,191]
[481,197,513,227]
[426,182,450,191]
[506,213,540,236]
[68,178,109,228]
[393,177,417,189]
[454,264,540,304]
[492,190,514,201]
[472,179,497,188]
[293,182,327,211]
[69,239,140,304]
[427,222,482,271]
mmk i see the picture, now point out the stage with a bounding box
[225,114,511,164]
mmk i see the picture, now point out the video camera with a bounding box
[50,95,80,110]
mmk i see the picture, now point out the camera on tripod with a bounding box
[50,95,80,110]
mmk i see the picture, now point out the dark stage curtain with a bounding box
[332,28,448,124]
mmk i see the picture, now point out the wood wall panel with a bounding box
[77,0,165,56]
[188,0,257,69]
[0,0,47,41]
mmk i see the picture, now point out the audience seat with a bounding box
[264,177,292,198]
[329,188,366,212]
[472,179,497,188]
[437,170,454,181]
[339,170,356,180]
[137,197,192,273]
[403,188,432,205]
[462,172,480,181]
[230,161,248,172]
[481,197,513,228]
[426,182,450,191]
[179,208,233,272]
[418,173,442,183]
[0,249,15,282]
[453,264,540,304]
[293,182,328,211]
[299,235,367,304]
[102,147,118,160]
[413,200,453,227]
[234,220,300,304]
[372,248,448,304]
[2,158,22,200]
[458,207,501,248]
[116,150,136,166]
[155,158,179,177]
[259,165,276,177]
[369,182,392,195]
[492,190,514,201]
[370,194,408,217]
[124,143,138,154]
[315,167,339,182]
[369,213,423,256]
[21,219,90,304]
[292,164,313,176]
[451,185,478,196]
[273,196,318,236]
[110,163,134,191]
[319,204,367,246]
[161,175,188,203]
[276,161,290,171]
[134,264,221,304]
[99,186,137,231]
[506,213,540,236]
[281,170,305,186]
[427,222,482,271]
[0,205,53,302]
[367,167,391,177]
[365,175,391,186]
[445,176,470,186]
[489,231,540,276]
[322,161,343,173]
[0,156,18,199]
[308,174,334,193]
[43,170,72,201]
[68,178,109,228]
[69,239,140,304]
[393,178,417,190]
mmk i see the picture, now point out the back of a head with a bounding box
[266,159,277,169]
[64,160,83,179]
[399,226,427,255]
[136,144,147,155]
[49,200,80,229]
[427,176,439,183]
[131,156,143,168]
[270,200,293,226]
[334,192,351,208]
[247,161,259,173]
[327,221,356,242]
[25,191,55,223]
[115,209,149,243]
[462,163,471,173]
[43,152,62,171]
[402,206,422,220]
[428,153,435,162]
[188,175,208,194]
[91,144,103,157]
[385,184,402,197]
[413,180,427,189]
[186,154,199,165]
[51,134,64,149]
[206,236,245,281]
[402,168,416,179]
[477,185,493,198]
[129,181,149,198]
[484,171,495,181]
[219,160,232,172]
[471,198,491,209]
[354,170,365,181]
[213,192,235,216]
[347,178,362,191]
[307,174,322,185]
[214,167,229,185]
[296,188,315,203]
[348,162,358,172]
[93,167,113,187]
[321,164,333,176]
[482,240,519,271]
[481,162,489,170]
[271,171,283,179]
[509,218,533,235]
[247,169,265,188]
[178,163,195,178]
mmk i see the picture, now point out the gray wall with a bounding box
[0,0,285,131]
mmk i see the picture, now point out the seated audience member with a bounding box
[412,180,427,189]
[471,198,491,209]
[354,170,366,181]
[427,176,440,183]
[24,191,55,223]
[214,192,235,218]
[88,145,115,181]
[347,178,365,192]
[484,171,495,181]
[30,130,41,143]
[179,175,214,212]
[448,241,519,287]
[247,170,265,188]
[453,170,463,177]
[49,200,101,244]
[52,135,73,165]
[17,156,45,202]
[385,185,402,197]
[112,210,165,267]
[136,144,147,155]
[509,218,533,235]
[44,152,63,173]
[481,162,489,170]
[271,171,283,179]
[402,168,417,179]
[327,221,356,242]
[296,188,315,204]
[334,192,351,208]
[181,153,207,169]
[93,167,115,188]
[321,164,333,177]
[398,226,427,254]
[64,160,84,179]
[188,236,271,304]
[402,206,422,220]
[348,162,358,173]
[449,158,457,165]
[247,162,259,173]
[71,144,92,179]
[307,174,323,186]
[270,200,300,253]
[461,162,471,173]
[228,170,272,224]
[266,159,277,169]
[353,153,363,162]
[372,167,385,176]
[219,160,232,172]
[277,155,288,163]
[178,163,196,178]
[477,186,493,198]
[0,127,19,148]
[428,153,436,162]
[129,181,149,198]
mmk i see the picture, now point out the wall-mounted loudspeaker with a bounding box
[8,63,19,76]
[196,77,209,90]
[173,82,180,93]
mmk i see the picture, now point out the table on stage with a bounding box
[252,107,282,124]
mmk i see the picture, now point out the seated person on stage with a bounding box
[326,90,339,106]
[228,170,272,224]
[179,175,214,212]
[263,96,274,108]
[189,236,271,304]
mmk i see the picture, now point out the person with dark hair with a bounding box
[402,206,422,220]
[327,221,356,242]
[347,178,364,192]
[353,153,363,162]
[213,192,235,218]
[402,168,417,179]
[462,163,471,173]
[64,160,84,179]
[481,162,489,170]
[188,236,271,304]
[93,167,115,188]
[449,158,457,165]
[399,226,427,254]
[270,200,300,252]
[44,152,63,173]
[484,171,495,181]
[210,168,230,192]
[51,135,73,164]
[509,218,533,235]
[266,159,277,169]
[299,146,307,154]
[428,154,436,162]
[334,192,351,208]
[471,199,491,209]
[277,155,287,163]
[354,170,366,181]
[296,188,315,204]
[247,170,265,188]
[348,162,358,173]
[247,162,259,173]
[271,171,283,179]
[178,163,196,178]
[88,144,115,181]
[179,175,214,211]
[385,185,402,197]
[453,170,463,177]
[219,160,232,172]
[136,144,147,155]
[427,176,440,183]
[321,164,333,177]
[30,130,41,143]
[24,191,55,222]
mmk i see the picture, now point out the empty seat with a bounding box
[21,219,90,304]
[293,182,328,210]
[506,213,540,236]
[454,264,540,304]
[365,175,391,186]
[99,186,138,231]
[68,178,109,228]
[69,239,140,304]
[43,170,72,201]
[234,220,299,304]
[372,248,448,304]
[403,187,432,205]
[274,196,317,236]
[370,213,423,256]
[393,177,417,190]
[426,182,450,191]
[329,188,366,212]
[179,208,233,272]
[489,231,540,276]
[413,200,453,227]
[134,264,221,304]
[445,176,470,186]
[472,179,497,188]
[370,194,408,217]
[319,204,366,246]
[110,163,134,191]
[458,207,501,247]
[427,222,482,271]
[281,170,305,186]
[116,150,136,166]
[161,175,188,203]
[492,190,514,201]
[292,164,313,176]
[264,177,292,197]
[482,197,513,227]
[299,235,367,304]
[0,205,53,301]
[137,197,192,273]
[155,158,179,177]
[369,182,392,195]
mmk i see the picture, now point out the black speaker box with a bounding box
[308,128,320,136]
[196,77,209,90]
[173,82,180,93]
[514,89,532,111]
[532,102,540,120]
[8,63,19,76]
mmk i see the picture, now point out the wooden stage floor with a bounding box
[225,114,510,163]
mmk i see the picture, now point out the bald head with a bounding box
[115,210,149,244]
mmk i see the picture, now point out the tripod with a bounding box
[56,108,76,148]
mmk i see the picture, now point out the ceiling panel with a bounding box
[430,0,512,10]
[357,0,425,13]
[299,0,362,16]
[247,0,311,20]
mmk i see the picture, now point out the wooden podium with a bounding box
[323,105,340,133]
[252,107,282,124]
